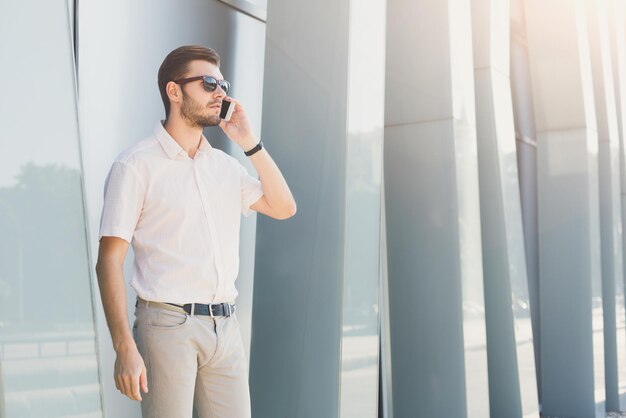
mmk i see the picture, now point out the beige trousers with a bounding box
[132,298,251,418]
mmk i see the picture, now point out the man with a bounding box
[95,45,296,418]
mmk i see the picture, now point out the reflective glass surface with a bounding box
[0,0,103,416]
[339,1,385,416]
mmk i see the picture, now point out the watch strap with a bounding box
[244,140,263,156]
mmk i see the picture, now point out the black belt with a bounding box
[165,302,236,317]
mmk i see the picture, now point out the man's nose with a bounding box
[214,84,227,97]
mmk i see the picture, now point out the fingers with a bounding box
[119,374,137,400]
[140,367,149,394]
[130,374,142,401]
[115,372,130,398]
[114,356,146,401]
[117,374,134,400]
[225,96,244,113]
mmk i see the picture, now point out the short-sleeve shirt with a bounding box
[99,121,264,304]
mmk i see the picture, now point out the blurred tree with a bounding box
[0,163,93,331]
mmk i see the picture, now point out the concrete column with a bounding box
[248,0,385,416]
[470,0,539,416]
[611,0,626,270]
[609,0,626,408]
[612,0,626,246]
[588,0,626,412]
[510,0,543,402]
[384,0,489,416]
[524,0,605,416]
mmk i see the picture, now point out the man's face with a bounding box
[177,60,227,128]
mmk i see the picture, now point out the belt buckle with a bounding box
[208,303,215,318]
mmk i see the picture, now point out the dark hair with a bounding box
[158,45,221,118]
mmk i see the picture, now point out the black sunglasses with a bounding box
[174,75,230,94]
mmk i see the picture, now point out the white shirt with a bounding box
[99,121,264,304]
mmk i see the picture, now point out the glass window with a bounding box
[0,0,103,416]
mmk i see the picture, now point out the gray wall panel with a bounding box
[471,0,540,416]
[249,0,353,416]
[385,121,467,417]
[250,0,386,415]
[384,3,489,414]
[588,0,626,411]
[610,1,626,411]
[510,6,543,403]
[525,0,606,416]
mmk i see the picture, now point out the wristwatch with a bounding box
[244,140,263,157]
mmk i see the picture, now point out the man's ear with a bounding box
[166,81,182,104]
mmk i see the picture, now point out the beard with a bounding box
[180,92,221,128]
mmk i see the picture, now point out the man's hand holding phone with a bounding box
[218,97,259,152]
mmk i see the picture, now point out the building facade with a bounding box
[1,0,625,417]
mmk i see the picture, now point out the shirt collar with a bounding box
[196,134,212,156]
[155,120,213,160]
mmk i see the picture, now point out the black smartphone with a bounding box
[220,99,236,121]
